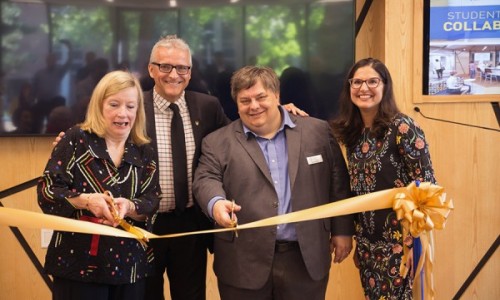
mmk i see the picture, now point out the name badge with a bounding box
[306,154,323,165]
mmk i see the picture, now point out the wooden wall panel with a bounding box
[0,137,53,300]
[356,0,385,61]
[1,1,499,299]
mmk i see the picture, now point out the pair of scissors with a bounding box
[230,200,238,238]
[103,191,149,246]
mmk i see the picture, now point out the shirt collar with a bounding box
[243,106,296,138]
[153,89,187,112]
[87,131,144,167]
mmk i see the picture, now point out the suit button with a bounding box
[272,202,278,208]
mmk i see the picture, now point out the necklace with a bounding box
[104,160,133,185]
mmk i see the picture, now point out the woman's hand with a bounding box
[84,192,116,225]
[282,103,309,117]
[330,235,353,263]
[114,197,146,222]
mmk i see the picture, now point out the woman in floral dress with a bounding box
[331,58,436,299]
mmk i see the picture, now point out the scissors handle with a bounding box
[104,190,149,245]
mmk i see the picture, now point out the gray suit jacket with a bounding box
[193,111,354,289]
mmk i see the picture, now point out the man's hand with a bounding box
[330,235,353,263]
[52,131,65,146]
[212,199,241,228]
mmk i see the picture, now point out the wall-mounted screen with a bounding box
[423,0,500,96]
[0,0,355,136]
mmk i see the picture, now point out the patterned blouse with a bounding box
[347,114,436,299]
[38,126,160,285]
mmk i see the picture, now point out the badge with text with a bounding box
[306,154,323,165]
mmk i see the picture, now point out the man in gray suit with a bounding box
[193,66,354,299]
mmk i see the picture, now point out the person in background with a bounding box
[186,57,210,94]
[204,50,234,96]
[433,58,443,79]
[446,71,471,95]
[74,57,110,123]
[469,60,476,79]
[76,51,97,83]
[478,61,486,74]
[193,65,354,300]
[11,106,36,134]
[280,66,317,117]
[143,35,307,300]
[45,105,73,134]
[38,70,160,300]
[10,81,36,113]
[330,58,436,300]
[32,40,72,128]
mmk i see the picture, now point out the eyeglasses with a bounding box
[348,77,382,89]
[151,62,191,75]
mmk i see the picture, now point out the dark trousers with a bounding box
[436,69,443,79]
[52,276,145,300]
[218,242,329,300]
[145,207,208,300]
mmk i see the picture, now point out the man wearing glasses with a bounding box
[144,35,306,300]
[144,35,230,300]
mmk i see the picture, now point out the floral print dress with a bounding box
[347,114,436,300]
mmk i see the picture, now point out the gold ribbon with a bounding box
[0,182,452,298]
[393,181,454,300]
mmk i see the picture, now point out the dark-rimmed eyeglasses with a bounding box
[151,62,191,75]
[348,77,382,89]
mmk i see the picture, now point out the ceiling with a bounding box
[430,38,500,53]
[17,0,346,9]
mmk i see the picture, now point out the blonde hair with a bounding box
[149,34,192,66]
[80,70,150,145]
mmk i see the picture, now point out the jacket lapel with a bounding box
[185,91,203,147]
[233,120,275,185]
[285,114,301,192]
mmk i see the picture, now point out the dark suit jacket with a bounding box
[193,112,354,289]
[144,89,230,249]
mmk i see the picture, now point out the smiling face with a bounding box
[350,65,384,121]
[148,47,191,102]
[102,87,139,141]
[236,79,281,138]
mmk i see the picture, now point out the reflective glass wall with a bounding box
[0,0,354,135]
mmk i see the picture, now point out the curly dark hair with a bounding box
[330,58,400,149]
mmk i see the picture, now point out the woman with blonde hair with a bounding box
[38,70,160,300]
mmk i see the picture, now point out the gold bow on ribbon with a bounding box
[393,181,454,300]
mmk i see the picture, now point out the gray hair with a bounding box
[149,35,192,65]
